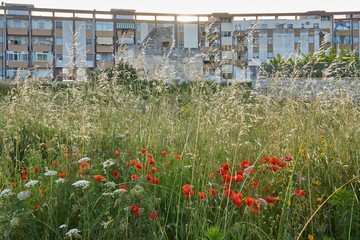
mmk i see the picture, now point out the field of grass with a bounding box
[0,76,359,239]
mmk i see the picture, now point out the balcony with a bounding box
[32,29,52,36]
[7,28,28,35]
[8,61,28,68]
[96,61,113,68]
[32,61,51,68]
[96,31,113,37]
[32,45,52,52]
[8,44,28,51]
[96,45,113,53]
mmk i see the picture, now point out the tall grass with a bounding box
[0,67,359,239]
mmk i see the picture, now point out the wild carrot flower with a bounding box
[182,184,194,197]
[130,205,139,217]
[44,170,58,176]
[17,190,31,201]
[198,192,207,200]
[104,182,116,188]
[25,180,39,188]
[103,159,115,168]
[72,180,90,189]
[66,228,81,237]
[55,178,65,184]
[77,157,90,163]
[0,189,13,198]
[94,175,105,181]
[293,189,306,197]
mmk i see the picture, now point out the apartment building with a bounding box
[0,3,359,80]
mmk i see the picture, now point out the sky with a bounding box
[4,0,360,14]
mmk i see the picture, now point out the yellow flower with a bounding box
[308,233,315,240]
[312,179,320,185]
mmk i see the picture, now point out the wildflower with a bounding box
[245,197,255,207]
[165,161,170,165]
[231,193,243,207]
[114,150,121,157]
[11,182,16,188]
[151,167,157,173]
[208,172,216,178]
[147,153,154,159]
[141,148,147,154]
[34,166,41,173]
[59,172,66,178]
[284,155,293,161]
[223,189,234,197]
[44,170,58,176]
[182,184,194,197]
[119,185,128,191]
[102,159,115,168]
[79,161,91,169]
[222,173,232,183]
[66,228,81,237]
[22,169,28,176]
[241,160,252,169]
[55,178,65,184]
[41,143,47,149]
[270,165,279,171]
[72,180,90,189]
[149,211,158,221]
[232,174,244,182]
[17,190,31,201]
[129,159,136,166]
[0,189,14,198]
[52,160,59,167]
[104,182,116,188]
[21,175,27,181]
[210,188,216,196]
[25,180,39,188]
[146,174,153,181]
[162,151,167,157]
[175,154,182,159]
[59,224,67,229]
[34,204,41,211]
[265,196,275,204]
[148,158,155,165]
[293,189,306,197]
[77,157,91,163]
[94,175,106,181]
[65,153,72,158]
[130,205,139,217]
[198,192,207,200]
[152,178,160,184]
[135,162,143,169]
[131,174,138,180]
[308,234,315,240]
[218,163,230,175]
[112,170,119,179]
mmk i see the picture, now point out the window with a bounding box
[0,20,4,28]
[354,22,359,29]
[234,24,241,30]
[7,51,28,61]
[313,23,319,29]
[32,37,52,45]
[301,23,304,28]
[261,24,267,29]
[354,37,359,44]
[86,22,93,30]
[86,39,93,45]
[253,52,259,58]
[221,31,231,37]
[14,20,21,28]
[267,37,273,44]
[221,18,230,23]
[96,22,113,31]
[96,53,112,62]
[56,54,63,60]
[294,36,300,43]
[267,52,274,58]
[86,54,93,61]
[321,16,330,21]
[308,36,315,43]
[178,39,184,47]
[0,36,3,44]
[0,53,3,60]
[252,37,259,44]
[33,52,51,62]
[287,24,293,29]
[56,38,63,45]
[56,21,62,29]
[178,24,184,32]
[221,45,231,51]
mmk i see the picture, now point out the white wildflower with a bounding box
[102,159,115,168]
[44,170,58,176]
[113,189,127,194]
[0,189,14,197]
[104,181,116,188]
[72,180,90,189]
[66,228,81,236]
[55,178,66,184]
[17,190,30,201]
[25,180,39,188]
[59,224,67,229]
[77,157,90,163]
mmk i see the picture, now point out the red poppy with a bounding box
[141,148,147,154]
[22,169,28,176]
[149,211,158,221]
[210,188,216,196]
[65,153,71,158]
[131,174,138,180]
[162,151,167,157]
[222,173,232,182]
[218,163,230,175]
[208,172,216,178]
[165,161,170,165]
[34,204,41,211]
[182,184,194,197]
[232,174,244,182]
[119,185,128,191]
[270,157,280,165]
[135,162,143,169]
[21,175,27,181]
[265,196,275,204]
[146,174,153,181]
[151,167,157,173]
[231,193,243,207]
[94,175,105,181]
[114,150,121,157]
[284,155,293,161]
[130,205,139,217]
[79,161,90,169]
[34,166,41,173]
[245,197,255,207]
[129,159,136,166]
[270,165,279,171]
[293,189,306,197]
[59,172,66,178]
[52,160,59,167]
[198,192,207,200]
[11,182,16,188]
[241,160,252,169]
[175,154,182,159]
[147,153,154,159]
[223,189,234,197]
[152,178,160,184]
[148,158,155,165]
[41,143,47,149]
[112,170,119,179]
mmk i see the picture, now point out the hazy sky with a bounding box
[4,0,360,14]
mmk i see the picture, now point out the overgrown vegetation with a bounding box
[0,53,359,240]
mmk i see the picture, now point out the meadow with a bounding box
[0,70,359,239]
